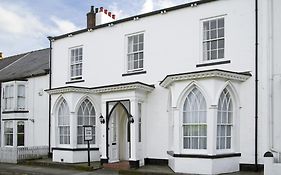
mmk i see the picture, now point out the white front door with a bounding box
[109,110,119,163]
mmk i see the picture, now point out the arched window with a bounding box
[217,88,233,149]
[58,99,70,144]
[183,87,207,149]
[77,99,96,144]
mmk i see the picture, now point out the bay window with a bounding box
[3,81,26,111]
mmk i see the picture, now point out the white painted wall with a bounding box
[50,0,276,169]
[1,75,49,147]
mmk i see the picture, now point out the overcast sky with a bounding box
[0,0,190,57]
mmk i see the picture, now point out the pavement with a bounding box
[0,159,264,175]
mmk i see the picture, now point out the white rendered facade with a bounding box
[1,76,49,148]
[48,0,280,174]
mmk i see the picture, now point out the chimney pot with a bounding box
[0,52,3,59]
[100,7,104,12]
[87,6,96,29]
[108,12,112,17]
[112,14,116,19]
[104,9,108,14]
[95,8,99,13]
[90,6,95,12]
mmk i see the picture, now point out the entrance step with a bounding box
[103,161,130,170]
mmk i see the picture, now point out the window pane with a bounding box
[218,18,224,28]
[218,28,224,38]
[217,88,233,149]
[210,19,217,29]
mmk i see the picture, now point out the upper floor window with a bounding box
[70,47,83,80]
[77,99,96,145]
[203,17,224,61]
[3,81,26,111]
[217,89,233,150]
[127,33,144,72]
[183,87,207,150]
[3,85,14,110]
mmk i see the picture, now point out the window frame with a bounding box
[17,121,25,147]
[216,88,235,153]
[181,87,208,154]
[4,121,13,147]
[69,46,83,81]
[126,32,145,73]
[2,81,27,112]
[200,15,228,64]
[77,99,96,146]
[57,99,70,145]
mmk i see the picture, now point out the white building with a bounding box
[46,0,280,174]
[0,49,50,163]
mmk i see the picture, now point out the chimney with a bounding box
[87,6,96,29]
[87,6,116,28]
[0,52,3,60]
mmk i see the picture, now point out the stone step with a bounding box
[103,161,130,170]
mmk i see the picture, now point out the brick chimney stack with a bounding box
[0,52,3,60]
[87,6,116,28]
[87,6,96,29]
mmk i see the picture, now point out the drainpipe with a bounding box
[47,36,53,157]
[254,0,259,171]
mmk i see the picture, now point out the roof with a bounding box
[0,48,50,82]
[160,69,252,88]
[49,0,219,41]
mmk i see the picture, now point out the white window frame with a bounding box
[17,121,25,147]
[4,121,13,147]
[57,99,70,145]
[77,99,96,146]
[200,15,227,63]
[216,88,234,152]
[69,46,83,81]
[2,81,27,112]
[181,87,208,154]
[126,32,144,72]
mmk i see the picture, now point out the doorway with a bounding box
[107,100,131,163]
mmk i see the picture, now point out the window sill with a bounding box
[2,110,29,114]
[196,60,231,67]
[65,80,85,84]
[52,147,99,151]
[122,70,147,77]
[167,151,241,159]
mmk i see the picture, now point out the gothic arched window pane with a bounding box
[183,87,207,149]
[77,99,96,144]
[58,99,70,144]
[217,89,233,149]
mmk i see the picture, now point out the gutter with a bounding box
[47,37,53,157]
[254,0,259,171]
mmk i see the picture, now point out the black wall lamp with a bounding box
[129,114,134,124]
[99,114,105,124]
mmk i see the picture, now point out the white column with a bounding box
[130,99,138,160]
[207,105,217,155]
[173,108,181,154]
[70,112,76,148]
[100,101,107,159]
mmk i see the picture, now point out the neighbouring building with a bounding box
[35,0,281,174]
[0,49,50,163]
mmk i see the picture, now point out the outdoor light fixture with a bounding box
[129,115,134,123]
[99,114,105,124]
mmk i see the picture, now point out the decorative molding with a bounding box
[45,82,155,95]
[160,69,252,88]
[65,80,85,84]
